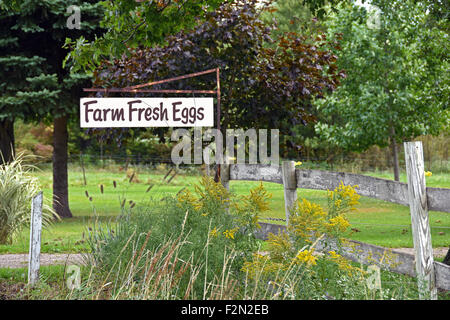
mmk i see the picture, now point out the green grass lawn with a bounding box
[1,164,449,254]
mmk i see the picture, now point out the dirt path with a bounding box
[0,248,448,269]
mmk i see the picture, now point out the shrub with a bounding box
[33,144,54,162]
[0,153,56,244]
[241,182,421,299]
[241,182,366,299]
[86,176,270,299]
[84,178,420,300]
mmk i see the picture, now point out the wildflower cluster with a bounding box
[176,176,270,252]
[327,181,360,218]
[241,252,284,280]
[231,182,272,232]
[326,250,363,277]
[294,249,317,266]
[177,176,231,214]
[242,181,366,298]
[223,227,239,239]
[325,215,351,238]
[209,226,219,238]
[288,198,327,244]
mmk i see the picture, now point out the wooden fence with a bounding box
[219,141,450,296]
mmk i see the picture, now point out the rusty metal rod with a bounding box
[83,88,216,94]
[124,68,218,90]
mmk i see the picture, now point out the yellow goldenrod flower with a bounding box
[326,215,350,233]
[223,227,238,239]
[209,226,219,238]
[327,250,360,276]
[294,249,317,266]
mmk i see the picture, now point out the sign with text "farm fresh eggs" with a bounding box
[80,97,214,127]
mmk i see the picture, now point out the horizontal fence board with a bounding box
[296,169,410,207]
[229,164,283,184]
[427,187,450,213]
[435,261,450,291]
[229,165,450,213]
[256,222,450,291]
[254,222,286,240]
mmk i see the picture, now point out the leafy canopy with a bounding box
[93,0,345,138]
[65,0,348,73]
[315,0,449,151]
[64,0,225,73]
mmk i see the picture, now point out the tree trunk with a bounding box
[53,115,72,218]
[390,126,400,182]
[0,119,15,165]
[391,140,400,182]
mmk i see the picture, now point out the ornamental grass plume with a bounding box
[0,152,57,244]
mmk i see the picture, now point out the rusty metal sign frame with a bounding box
[83,67,222,180]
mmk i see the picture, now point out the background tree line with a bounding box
[0,0,448,219]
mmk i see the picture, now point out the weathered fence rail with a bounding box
[229,164,450,213]
[222,141,450,294]
[255,222,450,292]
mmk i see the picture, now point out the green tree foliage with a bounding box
[262,0,326,40]
[0,0,104,216]
[92,0,344,152]
[314,0,449,180]
[260,0,349,159]
[65,0,347,73]
[65,0,225,73]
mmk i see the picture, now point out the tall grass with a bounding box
[70,221,422,300]
[71,178,426,300]
[0,153,56,244]
[72,228,244,299]
[79,177,269,299]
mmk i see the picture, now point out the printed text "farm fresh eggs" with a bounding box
[80,98,214,127]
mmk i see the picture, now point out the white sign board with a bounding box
[80,97,214,128]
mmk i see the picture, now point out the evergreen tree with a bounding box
[0,0,104,217]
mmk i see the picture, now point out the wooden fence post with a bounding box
[282,161,297,224]
[220,163,230,191]
[404,141,437,300]
[28,191,43,286]
[221,163,230,213]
